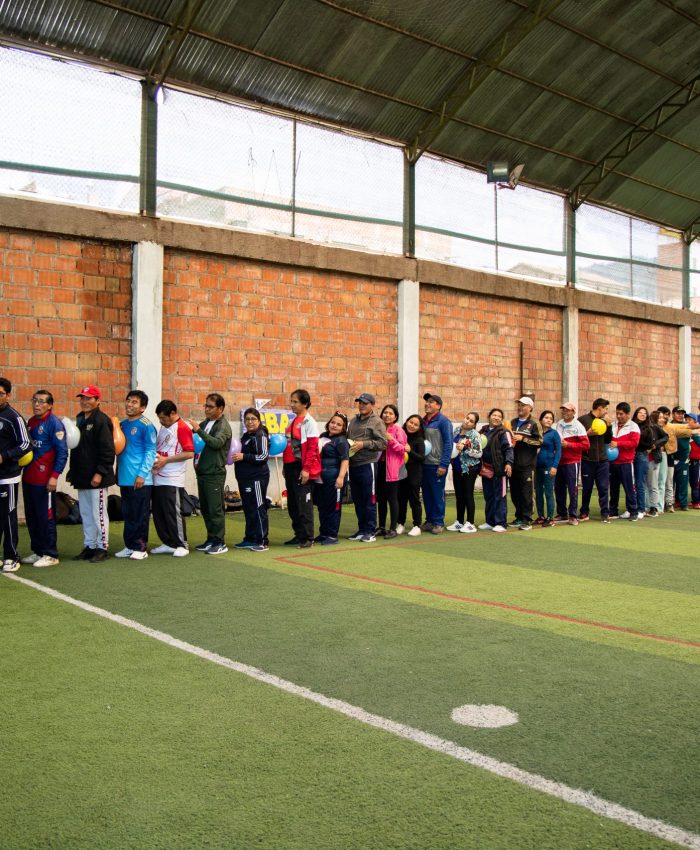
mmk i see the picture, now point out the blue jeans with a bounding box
[633,451,649,512]
[535,467,555,520]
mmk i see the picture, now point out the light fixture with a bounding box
[486,161,525,190]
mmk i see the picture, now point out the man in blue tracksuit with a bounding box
[421,392,453,534]
[116,390,157,560]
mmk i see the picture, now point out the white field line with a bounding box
[5,573,699,850]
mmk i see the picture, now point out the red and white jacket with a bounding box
[611,419,640,464]
[554,419,590,465]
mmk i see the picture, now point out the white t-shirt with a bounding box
[153,418,194,487]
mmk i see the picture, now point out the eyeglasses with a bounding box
[32,398,50,404]
[204,404,217,409]
[244,416,259,422]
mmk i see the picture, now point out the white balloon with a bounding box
[451,444,459,459]
[62,416,80,449]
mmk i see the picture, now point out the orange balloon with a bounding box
[111,416,126,455]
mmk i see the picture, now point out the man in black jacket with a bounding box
[67,385,116,562]
[510,396,543,531]
[578,397,613,522]
[0,377,32,572]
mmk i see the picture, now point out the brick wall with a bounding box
[0,228,131,415]
[162,250,398,421]
[419,285,563,421]
[579,312,678,410]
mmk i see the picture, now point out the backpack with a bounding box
[55,492,81,524]
[181,491,200,517]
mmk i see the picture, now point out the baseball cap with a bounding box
[355,392,375,405]
[423,392,443,406]
[560,401,576,411]
[516,396,534,406]
[77,385,101,399]
[672,405,686,415]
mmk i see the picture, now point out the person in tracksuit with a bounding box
[232,408,270,552]
[609,402,640,520]
[22,388,68,568]
[554,402,589,525]
[509,396,543,531]
[346,392,387,543]
[314,412,350,545]
[0,377,32,573]
[421,392,453,534]
[578,398,613,521]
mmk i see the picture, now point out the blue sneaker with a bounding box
[234,541,256,549]
[195,541,213,552]
[321,537,339,545]
[205,543,228,555]
[251,544,269,552]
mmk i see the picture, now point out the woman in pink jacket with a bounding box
[376,404,407,539]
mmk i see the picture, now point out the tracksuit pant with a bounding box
[690,459,700,505]
[555,463,580,518]
[22,481,58,557]
[535,467,555,520]
[397,464,422,528]
[121,485,152,552]
[152,485,188,549]
[78,488,110,551]
[349,462,377,535]
[314,476,344,540]
[580,459,609,517]
[239,474,269,546]
[422,464,446,526]
[0,482,20,561]
[482,475,507,527]
[196,473,226,545]
[609,463,638,516]
[284,461,314,543]
[510,464,535,524]
[376,461,399,531]
[645,460,661,512]
[674,458,689,508]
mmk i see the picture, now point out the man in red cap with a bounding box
[66,385,116,562]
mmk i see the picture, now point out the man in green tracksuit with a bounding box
[189,393,232,555]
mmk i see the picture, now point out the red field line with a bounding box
[273,553,700,648]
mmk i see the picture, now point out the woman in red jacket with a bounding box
[282,389,321,549]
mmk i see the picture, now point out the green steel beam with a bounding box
[147,0,208,89]
[403,154,416,257]
[684,213,700,244]
[565,199,576,286]
[139,81,158,216]
[406,0,565,163]
[570,74,700,209]
[682,239,690,308]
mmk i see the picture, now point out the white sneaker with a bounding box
[478,523,493,531]
[446,521,463,531]
[637,512,645,519]
[115,548,135,558]
[459,522,477,533]
[33,555,59,568]
[2,559,20,573]
[172,547,189,557]
[395,524,405,535]
[150,544,176,555]
[21,553,40,565]
[129,550,148,560]
[619,511,631,519]
[407,526,421,536]
[492,525,507,533]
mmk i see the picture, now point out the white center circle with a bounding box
[451,704,519,728]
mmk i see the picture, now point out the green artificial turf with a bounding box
[2,583,683,850]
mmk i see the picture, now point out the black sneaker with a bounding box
[601,515,610,524]
[73,547,96,561]
[296,540,313,549]
[89,549,110,563]
[376,528,387,537]
[321,537,339,545]
[195,541,213,552]
[579,513,590,522]
[385,529,397,539]
[206,543,229,555]
[648,507,658,517]
[313,535,326,543]
[347,531,363,541]
[542,519,553,528]
[284,537,301,546]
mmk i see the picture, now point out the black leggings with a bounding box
[376,461,399,531]
[453,465,479,524]
[398,464,422,527]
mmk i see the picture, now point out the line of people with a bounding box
[1,376,699,572]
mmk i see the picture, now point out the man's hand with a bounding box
[134,476,145,490]
[47,476,58,493]
[437,467,447,477]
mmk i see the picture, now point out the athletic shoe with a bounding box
[115,547,135,558]
[151,544,176,555]
[629,515,638,522]
[395,524,405,535]
[619,511,631,519]
[666,505,675,513]
[90,549,110,563]
[431,525,444,534]
[511,519,523,528]
[568,517,579,526]
[420,521,433,532]
[648,508,658,516]
[73,547,96,561]
[492,525,506,533]
[359,534,376,543]
[205,543,228,555]
[33,555,59,568]
[478,523,493,531]
[579,513,590,522]
[284,537,301,546]
[446,521,463,531]
[459,522,477,533]
[250,544,269,552]
[21,553,40,565]
[234,541,256,549]
[519,524,532,531]
[534,517,545,526]
[2,559,20,573]
[172,547,189,557]
[347,531,363,541]
[376,528,387,537]
[385,529,398,539]
[692,503,700,510]
[601,516,610,524]
[680,505,689,511]
[321,537,339,545]
[195,541,213,552]
[313,534,326,543]
[637,512,645,520]
[296,540,313,549]
[407,526,421,536]
[553,515,567,523]
[129,551,148,560]
[542,519,554,528]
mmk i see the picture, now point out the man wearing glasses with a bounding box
[21,389,68,568]
[188,393,232,555]
[0,377,32,573]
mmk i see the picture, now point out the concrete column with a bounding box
[132,241,164,415]
[562,305,579,407]
[679,325,691,409]
[397,279,420,419]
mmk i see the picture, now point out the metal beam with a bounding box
[570,74,700,209]
[139,81,158,216]
[403,154,415,257]
[146,0,208,89]
[684,214,700,244]
[407,0,565,162]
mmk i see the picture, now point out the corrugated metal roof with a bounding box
[0,0,697,235]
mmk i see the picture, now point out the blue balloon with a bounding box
[606,446,619,462]
[269,433,287,456]
[193,433,205,454]
[424,438,433,456]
